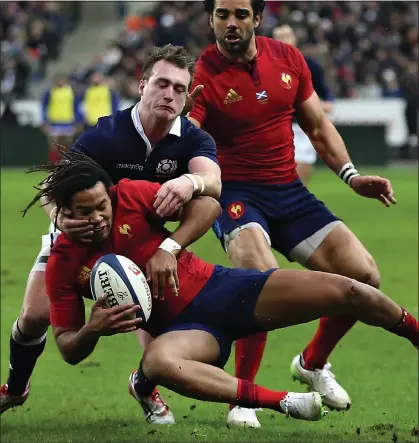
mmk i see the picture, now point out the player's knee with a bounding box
[354,256,381,288]
[340,278,375,310]
[18,304,50,338]
[228,228,277,271]
[141,345,179,384]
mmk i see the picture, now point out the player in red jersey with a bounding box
[24,151,417,424]
[187,0,397,427]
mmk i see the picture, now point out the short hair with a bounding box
[22,147,113,224]
[203,0,265,15]
[141,44,196,86]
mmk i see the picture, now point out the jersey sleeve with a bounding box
[291,47,315,105]
[186,124,219,165]
[46,252,86,330]
[189,61,209,126]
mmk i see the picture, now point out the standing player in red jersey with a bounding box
[24,151,417,425]
[187,0,397,427]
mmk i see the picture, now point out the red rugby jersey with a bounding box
[190,36,314,184]
[46,179,214,337]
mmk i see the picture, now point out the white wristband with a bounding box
[158,238,182,256]
[183,174,198,192]
[195,175,205,194]
[338,162,360,185]
[49,207,57,222]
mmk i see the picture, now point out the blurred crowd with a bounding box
[68,1,418,104]
[1,1,80,100]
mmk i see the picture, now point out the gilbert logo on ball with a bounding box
[90,254,152,322]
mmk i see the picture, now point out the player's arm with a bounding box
[47,256,141,364]
[131,180,221,298]
[153,130,220,217]
[147,194,221,299]
[296,93,396,206]
[167,195,221,252]
[296,91,350,174]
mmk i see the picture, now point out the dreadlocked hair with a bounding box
[22,145,113,224]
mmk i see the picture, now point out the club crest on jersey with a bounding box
[118,224,133,237]
[77,266,91,284]
[228,202,245,220]
[156,159,178,176]
[281,73,292,90]
[224,89,242,105]
[256,90,268,104]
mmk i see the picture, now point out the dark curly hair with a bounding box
[22,147,112,225]
[203,0,265,15]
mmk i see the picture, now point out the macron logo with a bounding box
[117,164,144,171]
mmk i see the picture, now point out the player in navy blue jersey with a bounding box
[273,24,334,185]
[1,45,221,425]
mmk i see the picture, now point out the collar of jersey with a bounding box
[131,103,182,158]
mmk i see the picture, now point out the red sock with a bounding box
[232,332,268,410]
[302,316,356,370]
[49,149,60,164]
[235,379,287,413]
[388,309,418,347]
[235,331,268,382]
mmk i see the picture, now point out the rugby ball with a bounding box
[90,254,152,322]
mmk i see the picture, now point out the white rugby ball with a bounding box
[90,254,152,322]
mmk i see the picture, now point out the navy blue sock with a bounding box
[134,361,156,397]
[7,319,47,395]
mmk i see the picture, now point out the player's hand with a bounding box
[183,84,204,116]
[350,175,397,207]
[57,208,95,243]
[145,249,179,300]
[153,176,194,217]
[87,296,142,336]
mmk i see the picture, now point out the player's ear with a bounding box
[209,15,214,29]
[138,79,146,97]
[254,13,261,28]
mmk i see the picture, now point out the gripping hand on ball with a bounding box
[145,249,179,300]
[87,296,142,336]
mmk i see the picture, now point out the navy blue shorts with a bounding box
[213,179,340,261]
[161,266,276,368]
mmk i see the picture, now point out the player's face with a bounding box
[273,25,297,47]
[69,182,113,243]
[139,60,189,121]
[210,0,261,56]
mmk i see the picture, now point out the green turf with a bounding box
[1,167,418,443]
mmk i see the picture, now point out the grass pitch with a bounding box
[1,167,418,443]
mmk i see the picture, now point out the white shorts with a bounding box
[292,123,317,165]
[32,222,62,272]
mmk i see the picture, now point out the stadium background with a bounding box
[1,2,418,442]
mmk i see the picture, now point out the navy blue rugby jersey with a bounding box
[72,103,218,184]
